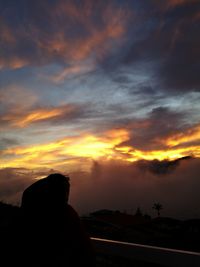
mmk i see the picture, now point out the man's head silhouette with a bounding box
[21,173,70,215]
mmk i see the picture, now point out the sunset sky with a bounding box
[0,0,200,218]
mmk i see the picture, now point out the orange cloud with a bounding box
[69,25,124,62]
[1,104,78,128]
[0,19,27,69]
[0,1,130,70]
[0,57,27,70]
[0,19,15,44]
[43,1,128,63]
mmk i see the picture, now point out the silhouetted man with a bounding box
[19,173,95,266]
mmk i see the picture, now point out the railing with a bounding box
[91,237,200,267]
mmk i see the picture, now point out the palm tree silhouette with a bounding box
[152,202,163,217]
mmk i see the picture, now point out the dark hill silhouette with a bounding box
[90,209,150,227]
[83,209,200,253]
[0,201,19,222]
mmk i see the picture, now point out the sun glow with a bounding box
[0,129,129,169]
[1,128,200,170]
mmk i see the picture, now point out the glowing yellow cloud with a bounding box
[165,125,200,147]
[126,146,199,162]
[0,129,129,169]
[1,127,200,171]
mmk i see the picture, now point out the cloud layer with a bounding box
[1,158,200,219]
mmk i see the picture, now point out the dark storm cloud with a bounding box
[122,0,200,93]
[119,106,187,151]
[137,156,192,175]
[159,3,200,92]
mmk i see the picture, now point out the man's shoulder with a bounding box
[65,204,80,219]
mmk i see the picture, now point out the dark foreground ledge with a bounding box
[91,237,200,267]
